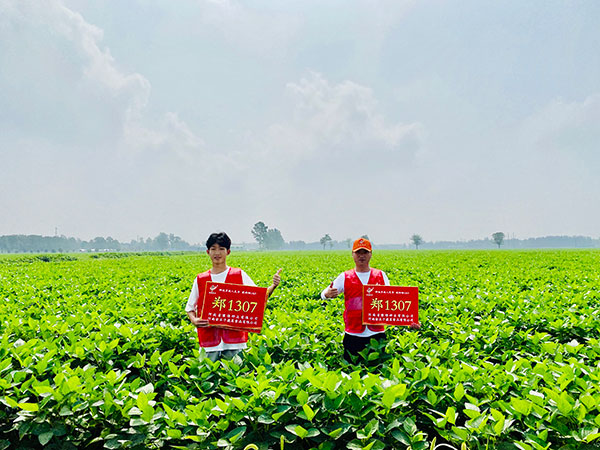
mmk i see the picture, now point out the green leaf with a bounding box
[357,419,379,439]
[391,429,410,445]
[231,397,246,411]
[136,391,148,411]
[454,383,465,401]
[130,418,146,427]
[141,404,154,423]
[303,403,316,421]
[34,386,54,396]
[581,395,596,410]
[296,390,308,405]
[104,439,121,449]
[328,428,343,439]
[2,397,17,408]
[557,392,573,415]
[362,441,376,450]
[452,426,469,441]
[272,405,291,421]
[285,424,308,439]
[38,431,53,446]
[167,429,182,439]
[347,440,367,450]
[586,432,600,443]
[403,417,417,435]
[224,426,246,443]
[368,352,379,361]
[306,428,320,437]
[138,382,154,394]
[427,389,438,405]
[258,414,275,424]
[59,406,73,416]
[511,398,532,415]
[295,425,308,439]
[445,407,457,425]
[463,403,481,419]
[18,402,39,412]
[491,409,505,436]
[382,387,396,409]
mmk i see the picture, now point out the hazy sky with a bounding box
[2,0,599,245]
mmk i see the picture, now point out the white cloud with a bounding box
[522,94,600,163]
[194,0,300,60]
[0,0,204,160]
[2,1,599,243]
[262,72,424,165]
[0,0,220,240]
[230,73,426,242]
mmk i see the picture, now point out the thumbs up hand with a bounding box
[272,268,282,288]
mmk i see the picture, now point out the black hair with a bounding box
[206,232,231,250]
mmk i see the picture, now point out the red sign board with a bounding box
[362,285,418,326]
[199,282,268,333]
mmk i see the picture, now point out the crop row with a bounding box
[1,250,599,449]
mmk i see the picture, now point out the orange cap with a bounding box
[352,238,372,252]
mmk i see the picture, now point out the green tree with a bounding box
[411,234,423,249]
[154,232,169,250]
[265,228,285,250]
[252,222,268,249]
[320,234,332,250]
[492,232,505,248]
[252,222,285,250]
[90,236,107,250]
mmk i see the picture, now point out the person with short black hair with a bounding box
[185,232,282,361]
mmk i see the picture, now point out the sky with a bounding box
[1,0,599,245]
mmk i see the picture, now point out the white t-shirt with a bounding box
[186,267,256,352]
[321,268,390,338]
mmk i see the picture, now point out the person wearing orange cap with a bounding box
[322,237,419,362]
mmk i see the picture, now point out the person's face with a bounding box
[352,248,371,267]
[207,244,230,263]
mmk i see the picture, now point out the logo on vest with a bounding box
[210,285,218,292]
[367,287,374,293]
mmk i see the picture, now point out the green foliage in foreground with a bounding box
[1,250,600,449]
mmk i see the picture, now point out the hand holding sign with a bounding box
[191,316,210,328]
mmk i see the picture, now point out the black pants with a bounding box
[343,332,386,363]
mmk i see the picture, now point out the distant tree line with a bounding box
[3,231,599,254]
[0,233,202,253]
[378,235,600,250]
[281,234,600,250]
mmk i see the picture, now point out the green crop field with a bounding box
[1,250,600,450]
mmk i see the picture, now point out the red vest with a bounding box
[343,268,386,334]
[196,267,248,347]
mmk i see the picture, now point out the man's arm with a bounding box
[266,268,282,298]
[241,268,282,298]
[322,273,344,299]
